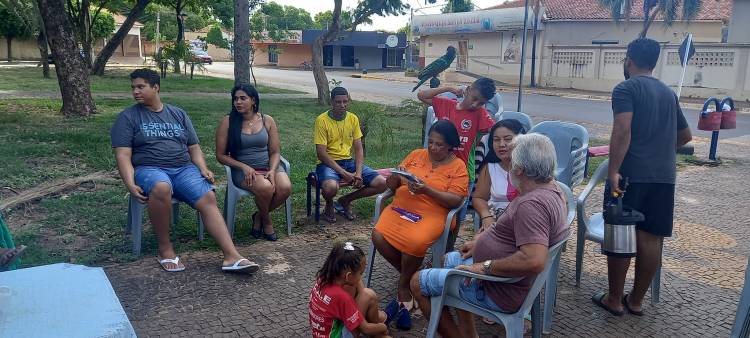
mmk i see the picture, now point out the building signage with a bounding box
[412,8,532,35]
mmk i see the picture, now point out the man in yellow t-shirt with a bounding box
[314,87,386,223]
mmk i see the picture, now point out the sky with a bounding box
[266,0,507,31]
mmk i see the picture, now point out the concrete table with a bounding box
[0,263,136,338]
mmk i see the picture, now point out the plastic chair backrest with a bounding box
[557,181,575,226]
[499,111,534,134]
[530,121,589,188]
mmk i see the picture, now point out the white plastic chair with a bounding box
[363,189,466,288]
[576,159,662,303]
[497,111,533,134]
[126,195,204,256]
[529,121,589,189]
[425,237,569,338]
[220,157,293,238]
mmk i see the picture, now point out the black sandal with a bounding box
[592,292,624,316]
[250,212,263,239]
[623,293,644,316]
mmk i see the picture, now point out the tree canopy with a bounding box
[441,0,473,13]
[599,0,702,38]
[0,5,35,43]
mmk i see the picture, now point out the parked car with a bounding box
[191,50,213,65]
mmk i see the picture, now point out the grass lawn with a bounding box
[0,67,300,94]
[1,91,422,267]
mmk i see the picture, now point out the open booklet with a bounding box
[390,169,421,184]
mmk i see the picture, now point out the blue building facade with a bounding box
[302,30,407,70]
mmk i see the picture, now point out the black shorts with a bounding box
[604,182,676,237]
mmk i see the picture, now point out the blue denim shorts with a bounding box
[419,251,504,312]
[315,159,381,186]
[134,164,215,207]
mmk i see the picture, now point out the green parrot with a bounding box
[412,46,457,92]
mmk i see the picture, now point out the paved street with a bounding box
[104,134,750,337]
[205,63,749,140]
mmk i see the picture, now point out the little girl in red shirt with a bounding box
[309,242,391,338]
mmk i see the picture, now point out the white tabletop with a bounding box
[0,263,136,338]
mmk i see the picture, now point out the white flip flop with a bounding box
[221,258,260,274]
[157,256,185,272]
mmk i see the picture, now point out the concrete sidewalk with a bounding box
[104,136,750,337]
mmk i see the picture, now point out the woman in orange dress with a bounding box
[372,120,468,329]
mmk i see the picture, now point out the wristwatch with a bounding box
[482,260,492,274]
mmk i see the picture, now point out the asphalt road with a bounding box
[205,63,747,139]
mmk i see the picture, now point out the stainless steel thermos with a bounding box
[602,178,644,257]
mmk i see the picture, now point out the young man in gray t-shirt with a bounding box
[593,39,692,317]
[111,68,258,273]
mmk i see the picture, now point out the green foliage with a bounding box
[205,25,229,49]
[441,0,473,13]
[0,5,35,41]
[351,101,395,154]
[598,0,702,37]
[397,24,409,34]
[208,0,234,29]
[249,3,314,41]
[313,10,364,30]
[90,10,116,40]
[328,78,342,89]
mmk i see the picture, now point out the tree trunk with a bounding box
[311,0,344,106]
[6,38,12,62]
[36,0,97,117]
[81,0,93,68]
[91,0,150,75]
[37,30,50,78]
[639,8,661,38]
[312,38,330,106]
[250,48,257,86]
[233,0,251,86]
[173,1,184,74]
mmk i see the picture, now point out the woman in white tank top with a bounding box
[472,119,526,231]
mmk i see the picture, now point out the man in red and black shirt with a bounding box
[417,78,497,182]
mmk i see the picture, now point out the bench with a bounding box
[585,145,610,177]
[306,168,393,224]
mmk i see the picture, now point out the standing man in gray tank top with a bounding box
[592,38,692,317]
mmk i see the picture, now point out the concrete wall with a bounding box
[729,0,750,43]
[420,30,541,84]
[543,21,722,46]
[542,43,750,100]
[252,43,311,67]
[0,38,41,60]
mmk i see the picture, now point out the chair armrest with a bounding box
[445,268,524,284]
[443,198,466,233]
[279,156,290,174]
[371,189,395,224]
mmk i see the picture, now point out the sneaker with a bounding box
[395,305,412,330]
[384,299,399,325]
